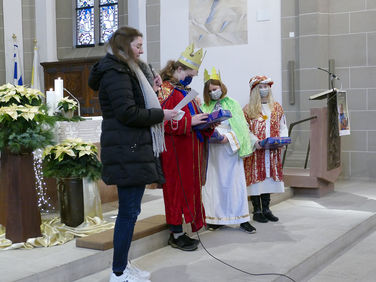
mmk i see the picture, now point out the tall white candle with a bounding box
[54,77,64,103]
[46,89,56,116]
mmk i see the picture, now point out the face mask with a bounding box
[210,89,222,100]
[259,88,269,98]
[179,76,193,86]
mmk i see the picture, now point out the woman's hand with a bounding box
[255,140,262,150]
[220,135,229,144]
[153,74,162,92]
[163,109,178,121]
[191,113,208,126]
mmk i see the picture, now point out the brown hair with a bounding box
[203,79,228,105]
[106,26,143,63]
[160,60,192,82]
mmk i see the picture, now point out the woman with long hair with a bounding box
[243,75,288,224]
[88,26,177,282]
[158,44,213,251]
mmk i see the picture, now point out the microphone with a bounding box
[317,67,340,80]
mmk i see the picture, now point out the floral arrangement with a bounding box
[42,138,102,181]
[0,83,55,154]
[57,97,78,112]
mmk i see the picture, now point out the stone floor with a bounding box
[1,180,376,282]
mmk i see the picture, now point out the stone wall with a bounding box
[281,0,376,179]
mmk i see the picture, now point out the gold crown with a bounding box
[178,43,204,71]
[204,67,221,83]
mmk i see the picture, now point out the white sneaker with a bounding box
[109,269,151,282]
[127,261,151,279]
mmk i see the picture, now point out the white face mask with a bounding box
[210,89,222,100]
[259,88,269,98]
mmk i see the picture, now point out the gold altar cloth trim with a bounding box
[0,216,114,250]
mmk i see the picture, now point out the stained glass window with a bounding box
[76,0,95,47]
[99,0,118,44]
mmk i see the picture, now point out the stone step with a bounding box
[74,182,376,282]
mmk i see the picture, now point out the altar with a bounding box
[48,117,118,209]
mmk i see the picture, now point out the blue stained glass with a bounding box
[76,8,95,46]
[77,0,94,8]
[100,5,118,44]
[100,0,118,4]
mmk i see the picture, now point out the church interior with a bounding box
[0,1,376,282]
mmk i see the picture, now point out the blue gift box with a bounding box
[193,109,232,130]
[259,137,291,149]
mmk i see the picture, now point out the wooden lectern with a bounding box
[283,88,342,197]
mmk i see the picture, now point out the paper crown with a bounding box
[204,67,221,83]
[178,43,204,71]
[249,75,273,90]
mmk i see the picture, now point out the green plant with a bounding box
[57,97,78,112]
[42,138,102,181]
[0,83,55,154]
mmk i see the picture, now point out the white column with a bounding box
[128,0,147,61]
[3,0,23,84]
[35,0,57,63]
[35,0,57,92]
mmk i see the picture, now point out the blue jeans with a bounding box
[112,186,145,273]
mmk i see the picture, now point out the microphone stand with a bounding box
[63,88,81,117]
[317,67,339,91]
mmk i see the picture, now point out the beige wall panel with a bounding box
[22,4,35,20]
[340,152,351,178]
[87,46,106,57]
[56,18,73,48]
[282,38,296,70]
[329,13,349,35]
[341,131,367,151]
[56,0,72,18]
[367,89,376,110]
[22,19,35,39]
[368,131,376,151]
[349,110,376,130]
[300,13,328,36]
[147,0,160,4]
[146,25,160,42]
[299,36,329,68]
[350,67,376,88]
[346,89,367,110]
[281,17,297,39]
[367,0,376,9]
[147,41,160,64]
[298,68,329,90]
[119,15,128,26]
[329,34,367,67]
[350,11,376,33]
[350,151,376,179]
[367,32,376,65]
[329,0,366,13]
[282,0,297,17]
[146,5,160,26]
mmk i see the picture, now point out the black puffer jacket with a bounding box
[88,54,165,187]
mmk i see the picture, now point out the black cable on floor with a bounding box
[170,134,296,282]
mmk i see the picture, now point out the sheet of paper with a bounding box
[173,89,199,111]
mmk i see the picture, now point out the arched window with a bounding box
[76,0,95,47]
[75,0,119,47]
[99,0,119,44]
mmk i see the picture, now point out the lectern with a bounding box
[283,88,342,197]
